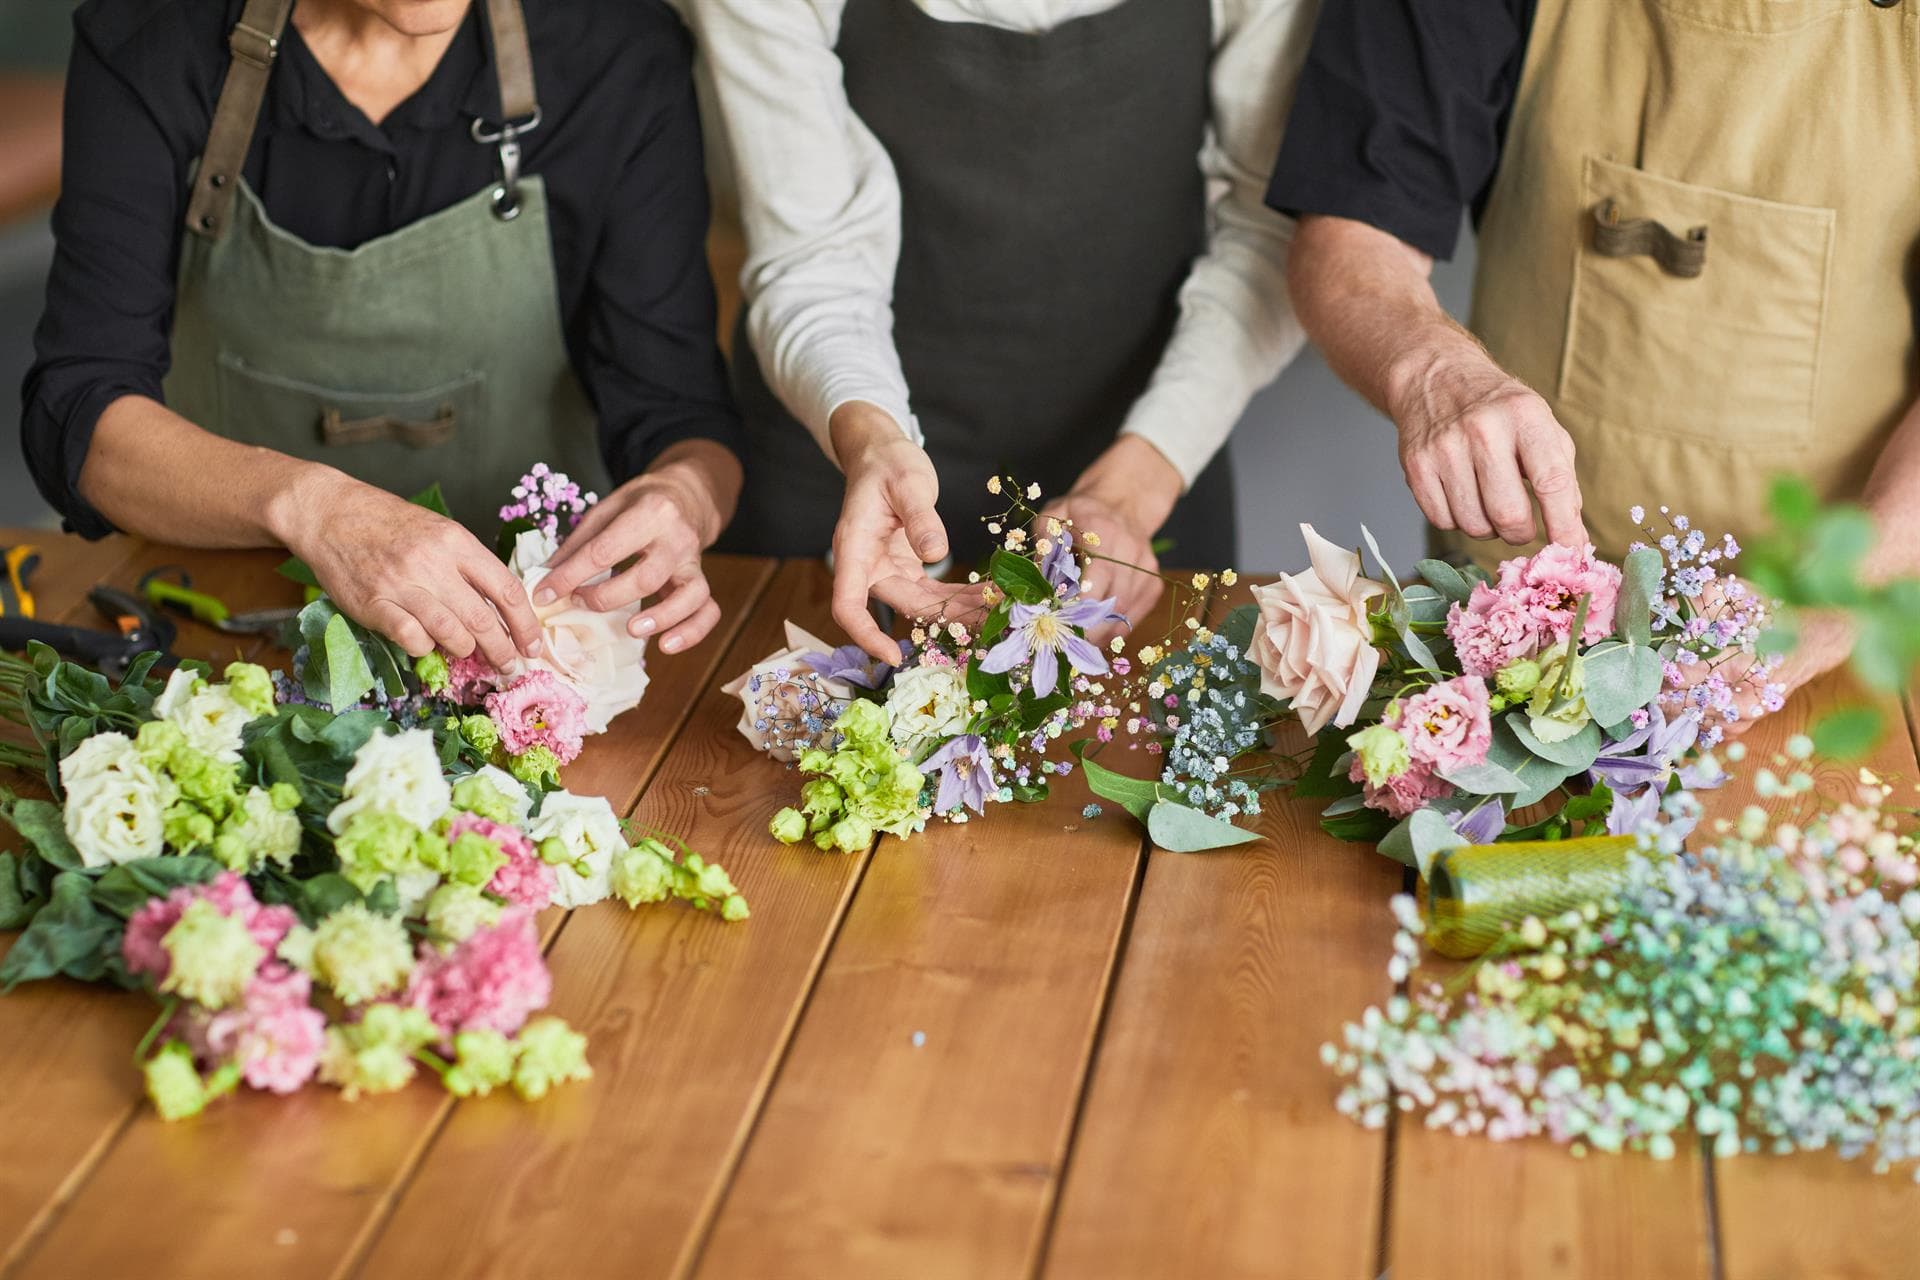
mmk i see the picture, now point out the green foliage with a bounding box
[989,548,1054,606]
[295,601,414,712]
[1810,706,1884,761]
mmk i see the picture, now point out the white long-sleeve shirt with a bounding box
[681,0,1316,485]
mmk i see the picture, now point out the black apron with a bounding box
[719,0,1235,569]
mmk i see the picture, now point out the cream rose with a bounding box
[884,663,971,756]
[720,621,852,762]
[527,790,625,908]
[510,529,649,735]
[59,735,178,868]
[1250,524,1387,736]
[326,728,452,834]
[152,668,254,763]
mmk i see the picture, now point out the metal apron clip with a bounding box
[471,108,542,222]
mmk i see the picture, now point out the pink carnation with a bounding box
[1500,542,1620,646]
[1397,676,1493,772]
[452,812,556,909]
[446,651,505,705]
[485,670,590,765]
[122,872,293,983]
[1445,582,1548,678]
[405,909,552,1040]
[1350,754,1452,819]
[204,963,325,1094]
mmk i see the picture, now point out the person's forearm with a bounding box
[75,394,339,550]
[1860,396,1920,582]
[1287,215,1488,423]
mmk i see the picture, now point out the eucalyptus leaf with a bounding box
[1581,641,1665,728]
[1618,548,1662,648]
[1415,560,1473,605]
[1438,760,1526,795]
[1399,584,1452,626]
[1321,793,1369,817]
[1321,806,1397,843]
[1079,753,1161,825]
[1146,800,1261,853]
[1509,714,1602,772]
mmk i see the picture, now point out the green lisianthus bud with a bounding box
[508,745,561,789]
[1527,648,1593,745]
[447,830,506,887]
[460,714,502,758]
[721,893,751,923]
[135,718,188,768]
[769,806,808,844]
[413,651,452,695]
[451,775,517,825]
[222,661,277,717]
[834,698,889,746]
[268,782,302,811]
[511,1017,592,1101]
[611,844,674,907]
[159,899,264,1008]
[825,813,874,855]
[164,803,218,854]
[424,883,501,943]
[143,1042,210,1121]
[1495,658,1543,700]
[537,835,572,866]
[334,812,423,895]
[444,1028,516,1097]
[1346,724,1412,787]
[799,778,842,820]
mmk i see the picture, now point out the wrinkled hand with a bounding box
[535,442,741,655]
[829,402,961,662]
[1720,610,1853,737]
[288,473,543,668]
[1390,349,1587,548]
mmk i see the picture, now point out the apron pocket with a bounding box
[216,353,485,463]
[1558,155,1833,452]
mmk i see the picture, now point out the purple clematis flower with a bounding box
[1589,704,1703,796]
[1449,797,1506,846]
[803,640,910,691]
[924,734,997,815]
[978,594,1123,698]
[1605,785,1664,836]
[1039,530,1081,592]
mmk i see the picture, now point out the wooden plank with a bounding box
[1043,729,1401,1275]
[0,530,146,627]
[1705,675,1920,1280]
[690,586,1209,1280]
[352,559,872,1280]
[5,555,774,1280]
[0,543,295,1270]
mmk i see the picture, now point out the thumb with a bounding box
[894,489,949,564]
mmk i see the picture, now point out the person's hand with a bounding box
[1041,436,1183,644]
[281,470,544,668]
[535,441,742,655]
[1387,341,1587,548]
[829,401,959,662]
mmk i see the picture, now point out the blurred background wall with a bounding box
[0,0,1468,571]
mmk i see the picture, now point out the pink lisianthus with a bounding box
[204,963,326,1094]
[446,652,505,705]
[405,909,552,1040]
[1502,543,1621,646]
[1350,753,1452,819]
[1445,583,1548,678]
[452,812,556,909]
[122,872,294,983]
[1396,677,1493,773]
[485,670,590,765]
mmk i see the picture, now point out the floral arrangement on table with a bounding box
[729,477,1265,855]
[0,467,740,1121]
[1326,748,1920,1176]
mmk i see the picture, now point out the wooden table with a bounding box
[3,531,1919,1280]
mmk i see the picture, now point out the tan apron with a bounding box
[1459,0,1920,570]
[162,0,606,533]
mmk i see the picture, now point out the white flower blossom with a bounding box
[326,729,452,834]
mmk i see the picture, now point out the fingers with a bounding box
[886,474,949,563]
[464,557,544,660]
[630,564,712,643]
[1404,454,1457,533]
[1471,443,1538,545]
[367,601,434,659]
[395,586,478,663]
[831,519,903,664]
[536,504,652,606]
[442,582,522,673]
[1434,441,1493,540]
[1517,425,1586,548]
[574,549,679,614]
[661,598,722,655]
[870,570,964,622]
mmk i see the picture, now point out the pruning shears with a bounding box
[140,567,300,640]
[0,544,39,618]
[0,581,178,677]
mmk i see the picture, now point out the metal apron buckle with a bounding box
[471,108,543,221]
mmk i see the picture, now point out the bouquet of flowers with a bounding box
[0,467,739,1121]
[1327,749,1920,1176]
[1107,509,1779,865]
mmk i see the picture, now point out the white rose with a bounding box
[470,764,534,826]
[1250,524,1388,737]
[884,663,971,755]
[61,745,177,868]
[510,529,649,735]
[326,728,452,834]
[153,668,253,763]
[526,790,625,909]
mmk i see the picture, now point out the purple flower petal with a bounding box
[1058,631,1110,678]
[979,630,1031,676]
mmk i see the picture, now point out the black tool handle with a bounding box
[0,618,149,668]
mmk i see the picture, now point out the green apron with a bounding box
[162,0,606,534]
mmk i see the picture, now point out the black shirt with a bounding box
[1265,0,1537,262]
[22,0,742,539]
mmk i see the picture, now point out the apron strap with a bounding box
[186,0,539,241]
[184,0,292,241]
